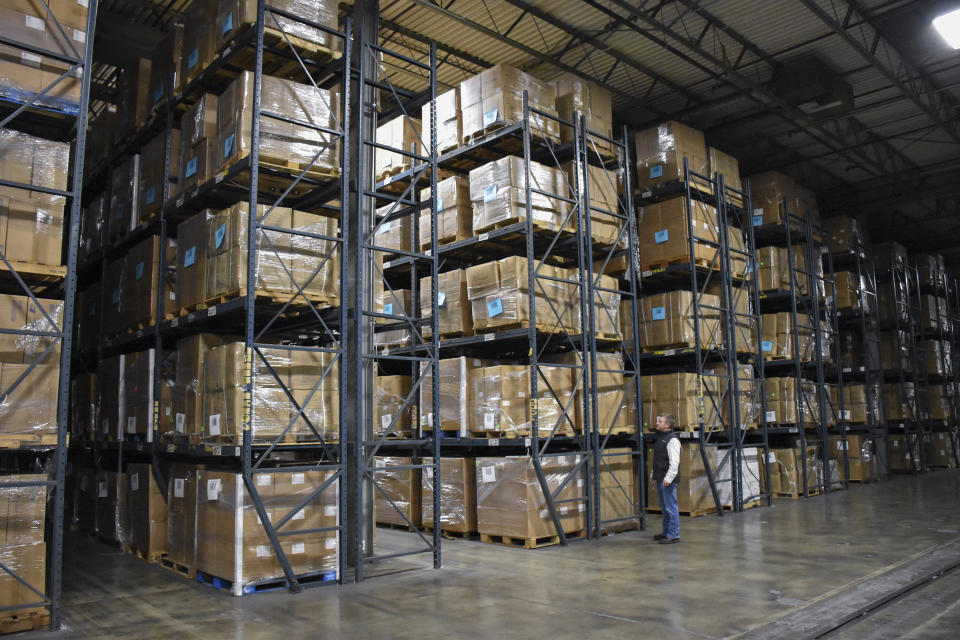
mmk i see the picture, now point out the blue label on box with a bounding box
[654,229,669,244]
[753,214,763,226]
[222,12,233,35]
[184,246,196,268]
[438,291,446,307]
[650,165,663,179]
[436,196,443,211]
[762,340,773,352]
[135,261,144,280]
[487,297,503,317]
[384,303,393,315]
[215,223,227,250]
[145,187,156,205]
[112,288,120,305]
[114,206,123,220]
[185,156,198,178]
[483,108,498,128]
[153,85,163,102]
[223,133,235,159]
[187,48,199,70]
[483,184,497,203]
[651,306,666,320]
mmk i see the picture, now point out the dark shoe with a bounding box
[659,537,680,544]
[653,533,667,541]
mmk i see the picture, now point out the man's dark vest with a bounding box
[652,431,680,484]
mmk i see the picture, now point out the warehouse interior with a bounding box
[1,0,960,637]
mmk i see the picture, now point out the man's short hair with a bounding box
[658,414,676,429]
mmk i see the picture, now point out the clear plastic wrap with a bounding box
[374,203,413,253]
[419,175,472,248]
[108,154,139,243]
[202,343,339,443]
[79,192,106,262]
[217,71,340,175]
[176,209,211,311]
[0,294,29,363]
[123,235,177,331]
[373,456,422,527]
[204,204,340,305]
[829,383,870,424]
[594,274,621,338]
[880,330,911,371]
[216,0,341,53]
[0,362,58,438]
[646,444,715,512]
[835,271,864,311]
[460,64,559,143]
[420,357,487,437]
[121,350,154,440]
[707,147,742,194]
[147,22,183,111]
[746,171,800,226]
[0,539,46,610]
[774,445,820,494]
[915,253,945,290]
[919,294,948,334]
[560,161,622,247]
[476,455,584,539]
[0,293,61,365]
[421,87,461,155]
[874,241,908,275]
[374,375,412,437]
[180,2,218,86]
[640,372,722,431]
[125,463,168,557]
[180,94,219,192]
[196,469,339,589]
[139,130,181,221]
[877,281,909,326]
[638,290,723,350]
[470,364,574,437]
[883,382,915,422]
[553,73,613,152]
[826,215,870,254]
[172,333,228,437]
[96,470,127,544]
[166,463,200,570]
[705,361,757,430]
[420,269,471,338]
[634,121,708,189]
[465,257,581,334]
[422,457,477,533]
[922,340,952,378]
[923,385,952,422]
[70,372,97,440]
[374,115,422,178]
[637,197,719,268]
[468,156,569,233]
[102,257,124,337]
[374,288,413,348]
[0,473,47,546]
[756,246,789,292]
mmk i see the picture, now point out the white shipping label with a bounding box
[103,419,110,433]
[557,456,568,465]
[292,509,305,521]
[131,473,139,492]
[375,459,385,468]
[256,545,271,558]
[98,481,107,498]
[127,416,137,433]
[766,411,776,422]
[560,506,569,515]
[25,15,45,30]
[257,475,271,487]
[838,441,848,451]
[291,542,306,555]
[176,413,185,432]
[766,453,777,463]
[20,51,41,67]
[425,467,433,479]
[577,478,583,487]
[381,414,391,429]
[207,478,221,501]
[843,410,851,420]
[324,506,337,517]
[174,478,185,498]
[539,508,548,519]
[579,503,585,512]
[292,473,305,485]
[481,466,496,483]
[74,29,86,43]
[325,538,337,550]
[209,414,221,436]
[484,412,495,429]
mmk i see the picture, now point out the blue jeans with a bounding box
[656,480,680,539]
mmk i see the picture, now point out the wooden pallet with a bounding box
[474,213,571,237]
[480,528,584,549]
[124,544,165,564]
[641,256,715,273]
[0,607,49,634]
[423,526,476,540]
[723,499,763,511]
[463,121,561,148]
[775,488,820,499]
[640,342,700,353]
[474,321,567,336]
[220,152,341,199]
[203,288,333,309]
[646,505,718,518]
[0,260,66,282]
[159,556,197,579]
[0,433,59,449]
[420,428,466,438]
[376,521,420,533]
[471,427,576,440]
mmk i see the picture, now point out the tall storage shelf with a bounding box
[633,150,768,515]
[0,0,98,630]
[70,1,350,594]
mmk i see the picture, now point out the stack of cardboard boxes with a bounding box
[461,64,560,145]
[374,457,422,528]
[179,93,219,193]
[125,463,167,559]
[760,445,822,495]
[924,432,957,468]
[634,121,708,192]
[640,373,721,432]
[0,474,47,614]
[422,457,478,535]
[470,363,575,437]
[637,290,723,351]
[829,435,879,482]
[419,176,472,248]
[374,115,421,181]
[469,156,570,235]
[637,198,721,270]
[374,375,413,438]
[419,357,488,437]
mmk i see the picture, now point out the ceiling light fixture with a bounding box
[933,7,960,49]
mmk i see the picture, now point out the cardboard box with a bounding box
[107,154,139,243]
[79,192,106,262]
[420,269,471,338]
[0,362,57,437]
[374,203,413,253]
[96,470,127,543]
[460,64,559,143]
[925,432,957,468]
[553,73,613,154]
[421,87,461,154]
[115,57,152,138]
[176,210,211,311]
[419,175,471,248]
[215,0,340,53]
[420,356,487,437]
[0,542,45,610]
[468,156,569,233]
[634,121,707,190]
[126,463,168,556]
[826,215,869,254]
[638,290,723,350]
[180,1,218,86]
[373,457,422,527]
[0,474,47,546]
[0,294,30,363]
[375,114,422,178]
[646,444,716,513]
[139,129,181,220]
[888,434,919,471]
[422,457,477,533]
[637,197,719,268]
[173,333,229,436]
[747,171,800,225]
[707,147,742,195]
[0,192,64,266]
[476,455,584,539]
[121,350,154,439]
[374,375,412,437]
[122,235,177,330]
[166,463,200,570]
[70,372,97,440]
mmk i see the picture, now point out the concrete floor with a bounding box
[35,470,960,639]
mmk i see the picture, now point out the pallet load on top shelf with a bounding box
[825,215,870,254]
[915,253,947,291]
[476,455,585,547]
[707,147,742,205]
[0,475,47,626]
[0,2,87,114]
[147,20,183,113]
[552,73,613,154]
[375,115,421,183]
[460,64,560,145]
[215,0,342,58]
[421,88,461,156]
[634,121,707,192]
[0,129,68,268]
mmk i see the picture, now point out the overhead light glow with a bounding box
[933,7,960,49]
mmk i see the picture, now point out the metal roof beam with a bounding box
[380,19,490,71]
[798,0,960,145]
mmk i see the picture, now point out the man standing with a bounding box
[652,414,681,544]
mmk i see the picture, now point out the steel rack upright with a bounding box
[72,1,351,593]
[580,118,644,535]
[948,280,960,466]
[0,0,98,629]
